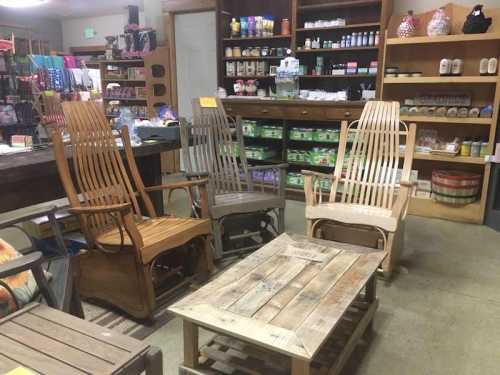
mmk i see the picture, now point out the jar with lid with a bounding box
[480,142,489,157]
[471,141,481,157]
[305,38,312,49]
[230,18,240,38]
[461,141,472,156]
[451,59,464,76]
[225,47,233,57]
[281,19,290,36]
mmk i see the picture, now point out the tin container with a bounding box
[232,46,242,57]
[460,141,471,156]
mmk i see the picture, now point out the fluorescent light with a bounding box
[0,0,48,8]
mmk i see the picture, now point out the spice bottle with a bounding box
[375,31,380,46]
[368,31,374,46]
[357,32,363,47]
[362,32,368,46]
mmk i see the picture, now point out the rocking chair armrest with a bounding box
[68,203,132,216]
[301,170,335,180]
[247,163,289,171]
[0,252,44,279]
[391,186,412,220]
[145,178,209,192]
[399,180,417,188]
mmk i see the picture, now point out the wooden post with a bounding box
[183,321,199,368]
[291,358,310,375]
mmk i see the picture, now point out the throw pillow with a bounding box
[0,239,50,318]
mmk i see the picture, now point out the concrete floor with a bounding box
[145,199,500,375]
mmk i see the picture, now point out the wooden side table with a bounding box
[170,233,385,375]
[0,303,162,375]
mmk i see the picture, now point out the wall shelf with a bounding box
[382,3,500,224]
[386,32,500,45]
[223,35,291,42]
[384,76,498,84]
[296,22,380,32]
[296,46,378,53]
[299,74,376,79]
[298,0,381,12]
[400,116,492,125]
[223,56,283,61]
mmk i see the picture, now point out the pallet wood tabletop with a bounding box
[0,303,151,375]
[169,233,385,361]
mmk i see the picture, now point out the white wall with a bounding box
[61,12,145,51]
[175,11,217,119]
[0,9,62,51]
[394,0,499,14]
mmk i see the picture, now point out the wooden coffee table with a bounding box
[0,303,162,375]
[169,233,385,375]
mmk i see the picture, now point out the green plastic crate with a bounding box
[309,148,337,167]
[313,129,339,143]
[290,128,314,141]
[287,149,309,164]
[242,120,260,138]
[261,125,283,139]
[245,146,277,160]
[287,172,305,187]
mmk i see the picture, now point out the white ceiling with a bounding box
[0,0,142,19]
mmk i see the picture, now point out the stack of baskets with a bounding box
[432,170,482,205]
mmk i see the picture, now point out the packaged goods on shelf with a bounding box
[260,125,283,139]
[290,127,314,141]
[245,146,277,160]
[313,129,340,143]
[242,120,260,137]
[287,172,305,187]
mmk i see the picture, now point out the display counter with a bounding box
[0,140,180,214]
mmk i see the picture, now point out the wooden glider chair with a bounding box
[0,205,83,317]
[180,97,287,259]
[52,101,213,320]
[304,101,416,279]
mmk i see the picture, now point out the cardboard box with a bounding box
[22,212,80,240]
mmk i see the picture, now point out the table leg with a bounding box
[291,358,310,375]
[183,321,199,368]
[364,275,377,333]
[145,346,163,375]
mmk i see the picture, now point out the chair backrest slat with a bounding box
[330,101,414,210]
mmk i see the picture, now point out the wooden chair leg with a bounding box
[145,346,163,375]
[277,208,285,234]
[306,219,314,238]
[212,221,224,259]
[381,232,395,280]
[195,237,215,281]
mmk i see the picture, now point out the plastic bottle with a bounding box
[357,32,363,47]
[362,32,368,46]
[375,31,380,46]
[368,31,374,46]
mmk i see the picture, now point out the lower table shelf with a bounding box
[179,298,378,375]
[408,196,483,224]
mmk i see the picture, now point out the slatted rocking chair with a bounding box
[180,97,287,259]
[52,101,214,320]
[304,101,416,279]
[36,91,66,140]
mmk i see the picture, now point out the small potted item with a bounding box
[427,8,451,36]
[397,10,418,38]
[463,5,492,34]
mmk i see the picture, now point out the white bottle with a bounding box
[375,31,380,46]
[479,58,489,75]
[488,57,498,75]
[305,38,312,50]
[439,58,452,76]
[451,59,464,76]
[368,31,374,46]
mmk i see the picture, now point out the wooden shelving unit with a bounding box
[216,0,392,198]
[100,47,173,120]
[381,3,500,224]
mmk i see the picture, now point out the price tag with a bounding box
[199,97,217,108]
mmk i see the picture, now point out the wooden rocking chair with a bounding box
[36,91,66,140]
[304,101,416,279]
[52,101,213,320]
[180,97,287,259]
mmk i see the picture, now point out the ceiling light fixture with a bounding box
[0,0,48,8]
